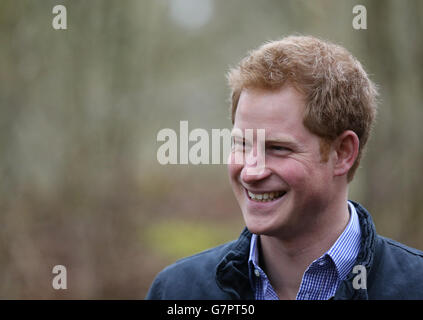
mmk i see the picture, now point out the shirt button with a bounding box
[254,269,260,277]
[304,293,309,299]
[318,261,326,266]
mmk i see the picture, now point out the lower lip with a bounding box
[244,189,287,210]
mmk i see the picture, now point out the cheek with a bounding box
[274,160,310,188]
[278,159,331,200]
[227,161,242,183]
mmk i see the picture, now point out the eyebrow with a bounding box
[231,130,299,147]
[265,137,300,150]
[265,135,297,144]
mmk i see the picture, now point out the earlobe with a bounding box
[333,130,359,177]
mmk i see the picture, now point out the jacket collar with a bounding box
[215,227,254,299]
[215,201,377,300]
[332,201,377,300]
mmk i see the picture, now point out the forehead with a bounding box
[234,86,308,140]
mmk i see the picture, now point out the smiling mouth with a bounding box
[246,189,287,202]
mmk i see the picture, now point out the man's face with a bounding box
[228,85,336,238]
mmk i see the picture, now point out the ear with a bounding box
[332,130,359,177]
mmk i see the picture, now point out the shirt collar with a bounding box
[326,201,361,280]
[248,231,260,289]
[248,201,362,281]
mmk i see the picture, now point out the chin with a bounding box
[243,213,282,236]
[242,205,300,239]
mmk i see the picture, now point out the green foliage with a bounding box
[143,220,239,260]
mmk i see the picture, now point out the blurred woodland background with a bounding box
[0,0,422,298]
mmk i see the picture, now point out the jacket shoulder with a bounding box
[145,240,237,300]
[381,236,423,257]
[368,235,423,299]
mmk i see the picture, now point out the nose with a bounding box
[240,149,271,183]
[241,165,271,183]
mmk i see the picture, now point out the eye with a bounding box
[271,146,287,151]
[269,145,291,153]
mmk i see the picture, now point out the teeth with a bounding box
[247,190,285,202]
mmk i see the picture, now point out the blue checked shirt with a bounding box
[248,201,361,300]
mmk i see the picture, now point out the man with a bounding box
[146,35,423,299]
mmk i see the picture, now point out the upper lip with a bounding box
[243,187,286,194]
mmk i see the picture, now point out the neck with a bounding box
[258,193,351,299]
